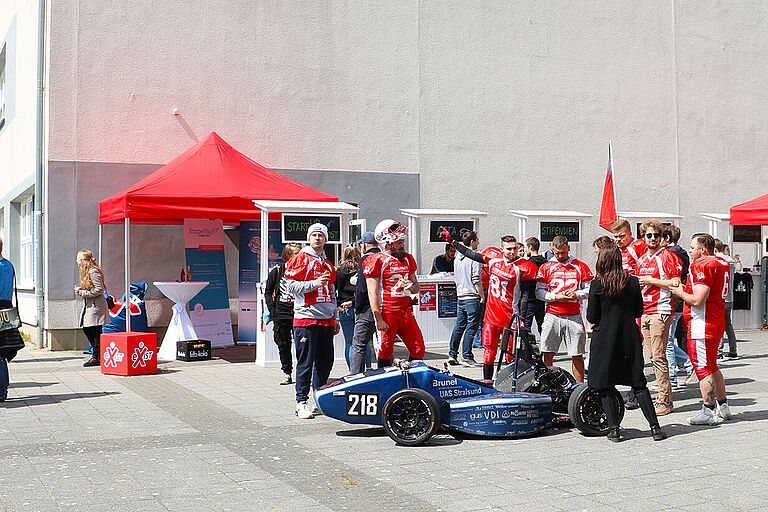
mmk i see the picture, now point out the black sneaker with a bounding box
[726,353,738,360]
[651,425,666,441]
[83,358,100,367]
[447,356,459,365]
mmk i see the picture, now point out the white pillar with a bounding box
[341,212,350,247]
[255,208,270,366]
[98,224,103,263]
[124,218,131,332]
[407,216,417,263]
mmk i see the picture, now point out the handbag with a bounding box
[0,272,22,332]
[104,292,115,309]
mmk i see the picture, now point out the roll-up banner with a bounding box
[184,219,233,347]
[237,219,285,343]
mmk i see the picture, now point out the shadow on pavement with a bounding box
[12,356,85,363]
[0,391,120,409]
[9,382,58,388]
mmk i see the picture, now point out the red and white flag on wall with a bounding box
[598,142,617,232]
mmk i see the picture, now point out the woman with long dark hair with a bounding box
[587,245,665,442]
[75,250,110,367]
[337,244,366,370]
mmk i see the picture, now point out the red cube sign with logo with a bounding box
[100,332,157,376]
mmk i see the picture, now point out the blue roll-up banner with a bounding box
[238,219,285,343]
[184,219,233,347]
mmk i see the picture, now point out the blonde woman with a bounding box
[75,250,110,367]
[336,244,364,369]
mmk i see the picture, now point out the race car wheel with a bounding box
[567,384,624,436]
[382,388,440,446]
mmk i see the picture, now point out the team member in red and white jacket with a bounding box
[612,218,648,274]
[440,230,537,381]
[285,223,340,419]
[636,220,682,416]
[364,219,425,368]
[535,236,593,383]
[671,233,731,425]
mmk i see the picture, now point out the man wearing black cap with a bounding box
[349,231,380,374]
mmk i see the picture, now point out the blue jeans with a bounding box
[0,356,8,399]
[338,308,357,370]
[667,312,693,385]
[449,298,481,360]
[474,294,486,348]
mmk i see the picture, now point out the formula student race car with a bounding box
[315,326,624,446]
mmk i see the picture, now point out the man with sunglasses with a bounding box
[636,220,683,415]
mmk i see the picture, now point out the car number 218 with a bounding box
[345,392,380,417]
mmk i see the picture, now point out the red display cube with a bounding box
[100,332,157,376]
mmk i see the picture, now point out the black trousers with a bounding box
[273,318,294,375]
[599,386,658,429]
[82,326,102,359]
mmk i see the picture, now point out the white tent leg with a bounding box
[98,224,103,263]
[124,217,131,332]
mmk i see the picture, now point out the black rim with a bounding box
[386,395,432,442]
[579,389,609,431]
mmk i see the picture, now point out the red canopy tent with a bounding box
[730,193,768,225]
[98,132,349,332]
[100,131,337,225]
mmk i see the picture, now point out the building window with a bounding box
[19,197,34,285]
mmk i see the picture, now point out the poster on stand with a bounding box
[437,282,458,318]
[238,219,285,343]
[184,219,233,347]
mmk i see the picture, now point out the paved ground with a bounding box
[1,330,766,512]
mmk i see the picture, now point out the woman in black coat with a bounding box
[587,245,664,442]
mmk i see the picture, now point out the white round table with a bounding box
[154,281,210,362]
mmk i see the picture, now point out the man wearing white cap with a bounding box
[285,223,340,419]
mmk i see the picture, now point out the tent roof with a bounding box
[99,132,338,225]
[731,193,768,225]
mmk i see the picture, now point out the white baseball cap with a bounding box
[306,223,329,241]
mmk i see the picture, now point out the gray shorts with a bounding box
[540,313,586,356]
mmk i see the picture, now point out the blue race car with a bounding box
[315,327,623,445]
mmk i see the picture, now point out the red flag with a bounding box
[598,142,617,232]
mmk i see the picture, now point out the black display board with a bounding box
[733,225,761,243]
[282,214,342,243]
[437,282,458,318]
[540,221,580,243]
[429,221,475,243]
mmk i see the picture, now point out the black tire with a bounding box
[382,388,441,446]
[567,384,625,436]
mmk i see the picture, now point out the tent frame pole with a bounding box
[124,218,131,332]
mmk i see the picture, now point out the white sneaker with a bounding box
[716,402,732,420]
[688,405,722,425]
[295,401,313,419]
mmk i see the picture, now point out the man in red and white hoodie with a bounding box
[285,223,340,419]
[636,220,682,416]
[671,233,731,425]
[364,219,425,368]
[612,218,647,274]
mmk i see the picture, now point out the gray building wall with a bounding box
[36,1,768,347]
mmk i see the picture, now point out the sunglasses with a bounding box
[644,233,662,239]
